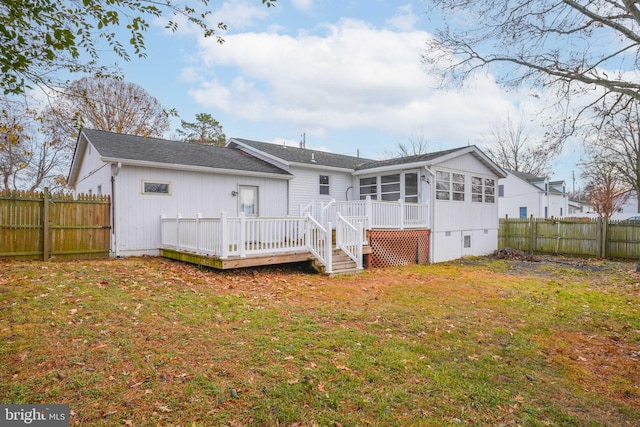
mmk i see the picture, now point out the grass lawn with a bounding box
[1,256,639,426]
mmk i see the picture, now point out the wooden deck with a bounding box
[160,247,315,270]
[160,245,373,272]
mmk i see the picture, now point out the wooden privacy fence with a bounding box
[499,217,640,259]
[0,188,111,260]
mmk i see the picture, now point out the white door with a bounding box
[462,232,473,257]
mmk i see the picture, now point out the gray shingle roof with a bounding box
[230,138,374,169]
[354,147,468,170]
[82,129,290,176]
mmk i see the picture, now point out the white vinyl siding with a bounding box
[288,166,352,214]
[115,166,287,255]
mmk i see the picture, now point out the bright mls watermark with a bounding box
[1,405,69,426]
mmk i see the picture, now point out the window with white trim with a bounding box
[405,173,418,202]
[319,175,330,195]
[472,176,496,203]
[381,174,400,201]
[359,177,377,200]
[436,171,464,201]
[142,181,171,195]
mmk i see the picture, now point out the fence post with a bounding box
[160,214,165,248]
[602,218,608,258]
[220,212,228,259]
[43,187,50,261]
[356,221,363,269]
[399,199,405,230]
[239,212,246,258]
[503,215,509,249]
[366,196,372,229]
[325,221,333,274]
[176,213,182,251]
[529,215,535,253]
[196,213,202,252]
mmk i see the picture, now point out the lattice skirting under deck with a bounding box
[367,229,430,268]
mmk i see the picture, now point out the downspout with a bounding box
[112,162,122,257]
[424,166,436,263]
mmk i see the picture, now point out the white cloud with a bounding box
[386,4,418,31]
[187,18,533,148]
[210,1,272,31]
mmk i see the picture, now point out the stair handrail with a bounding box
[321,199,336,227]
[306,212,332,273]
[335,213,363,269]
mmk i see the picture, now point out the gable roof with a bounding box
[68,129,291,186]
[228,138,373,170]
[355,145,507,178]
[506,169,566,195]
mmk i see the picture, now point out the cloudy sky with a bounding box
[115,0,583,188]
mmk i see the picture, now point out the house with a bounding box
[68,129,506,268]
[498,170,568,218]
[67,129,292,257]
[566,190,639,220]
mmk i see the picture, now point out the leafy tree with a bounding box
[483,115,560,176]
[422,1,640,119]
[176,113,227,146]
[0,0,276,95]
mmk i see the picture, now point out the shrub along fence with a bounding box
[499,216,640,259]
[0,188,111,260]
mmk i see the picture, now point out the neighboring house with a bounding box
[498,170,568,219]
[612,190,639,219]
[567,190,639,220]
[68,129,506,265]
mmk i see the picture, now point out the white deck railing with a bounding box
[335,213,363,270]
[306,213,333,273]
[161,213,308,259]
[308,196,429,230]
[162,198,428,271]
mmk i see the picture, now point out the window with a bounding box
[97,185,102,195]
[472,176,496,203]
[436,171,464,201]
[484,178,495,203]
[405,173,418,203]
[239,186,258,216]
[359,177,377,200]
[498,184,504,197]
[519,207,527,219]
[319,175,330,195]
[472,177,483,202]
[463,235,471,248]
[381,174,400,201]
[143,181,170,195]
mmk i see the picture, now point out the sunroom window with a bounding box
[359,177,377,200]
[436,171,464,201]
[380,174,400,201]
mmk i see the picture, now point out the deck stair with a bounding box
[311,247,363,276]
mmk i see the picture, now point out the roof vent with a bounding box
[311,152,316,163]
